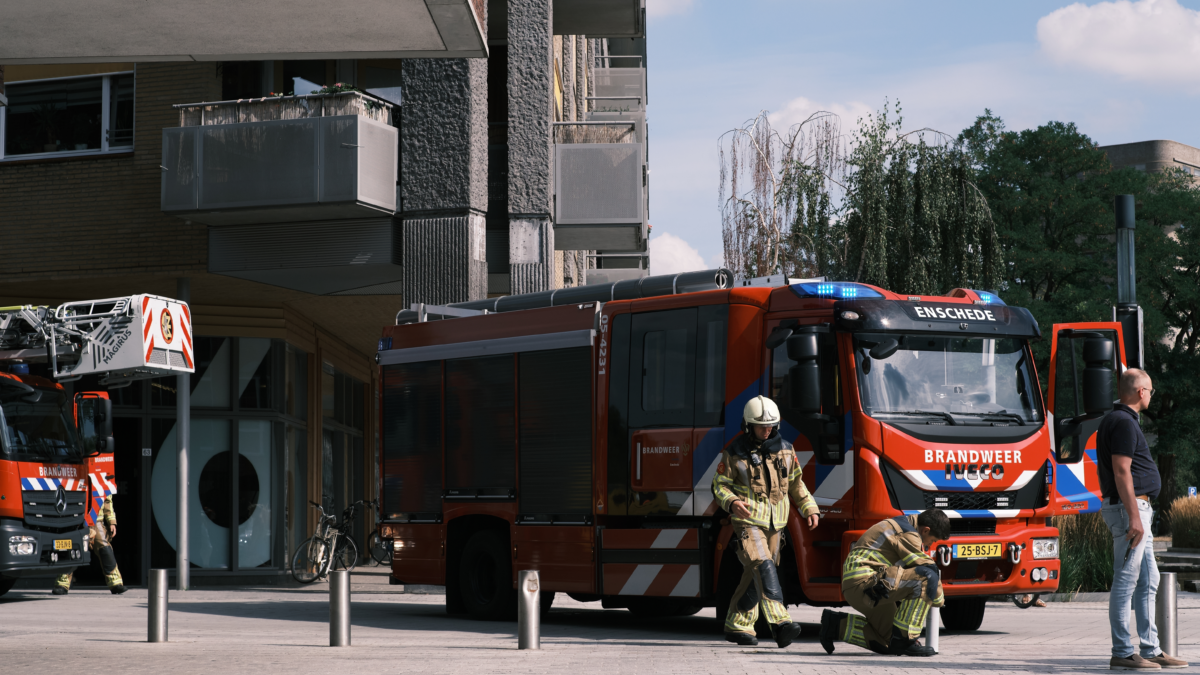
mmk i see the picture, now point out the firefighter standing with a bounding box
[712,395,819,648]
[54,469,126,595]
[819,509,950,657]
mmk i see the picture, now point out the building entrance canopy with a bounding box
[0,0,487,64]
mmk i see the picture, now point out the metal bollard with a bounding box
[148,569,169,643]
[517,569,540,650]
[1156,572,1178,656]
[330,570,351,647]
[925,605,940,653]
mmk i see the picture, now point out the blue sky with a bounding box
[644,0,1200,274]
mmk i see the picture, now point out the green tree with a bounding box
[964,112,1200,499]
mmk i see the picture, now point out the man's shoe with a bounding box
[724,632,758,647]
[774,621,802,649]
[904,639,937,657]
[1147,653,1188,669]
[1110,654,1162,670]
[51,587,68,596]
[819,610,842,654]
[109,585,127,595]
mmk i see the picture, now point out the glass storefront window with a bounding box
[150,418,231,569]
[193,338,231,408]
[238,420,274,568]
[238,338,273,410]
[286,345,308,421]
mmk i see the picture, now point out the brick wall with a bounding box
[0,63,220,282]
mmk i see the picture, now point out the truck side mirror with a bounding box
[868,337,900,360]
[786,333,821,414]
[1082,338,1114,415]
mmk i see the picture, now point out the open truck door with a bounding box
[1046,322,1124,514]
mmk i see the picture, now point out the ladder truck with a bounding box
[375,271,1117,631]
[0,295,193,596]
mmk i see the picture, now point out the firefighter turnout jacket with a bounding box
[712,430,819,529]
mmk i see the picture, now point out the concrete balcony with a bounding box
[162,92,403,296]
[554,121,646,253]
[553,0,644,37]
[162,93,398,225]
[0,0,486,63]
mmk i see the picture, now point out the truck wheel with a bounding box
[0,577,15,597]
[941,597,987,632]
[458,530,516,621]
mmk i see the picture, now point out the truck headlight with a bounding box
[1032,537,1059,559]
[9,536,36,556]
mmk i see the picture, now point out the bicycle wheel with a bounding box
[369,530,393,566]
[333,535,359,572]
[292,536,328,584]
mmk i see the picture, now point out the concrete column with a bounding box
[400,57,489,305]
[507,0,555,295]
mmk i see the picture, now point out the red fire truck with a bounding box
[0,296,193,596]
[376,272,1120,630]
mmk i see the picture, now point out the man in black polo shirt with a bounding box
[1097,369,1186,670]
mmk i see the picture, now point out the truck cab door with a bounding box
[1047,322,1124,514]
[74,392,113,456]
[628,308,697,515]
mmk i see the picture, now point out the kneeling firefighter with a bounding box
[55,462,126,595]
[712,395,819,648]
[819,509,950,657]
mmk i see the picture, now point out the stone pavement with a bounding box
[1,570,1196,674]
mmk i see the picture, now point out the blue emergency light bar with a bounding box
[791,281,884,299]
[970,290,1006,306]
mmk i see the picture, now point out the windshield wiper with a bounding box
[957,411,1027,426]
[880,410,958,426]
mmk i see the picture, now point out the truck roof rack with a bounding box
[396,268,734,325]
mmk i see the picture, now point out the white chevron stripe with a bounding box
[669,565,700,597]
[619,565,663,596]
[651,529,686,549]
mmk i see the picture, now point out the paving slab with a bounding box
[2,580,1196,674]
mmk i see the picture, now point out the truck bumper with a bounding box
[939,523,1061,596]
[0,518,90,579]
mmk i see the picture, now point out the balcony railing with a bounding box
[554,121,646,252]
[161,92,398,226]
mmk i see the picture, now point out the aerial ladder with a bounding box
[0,294,193,385]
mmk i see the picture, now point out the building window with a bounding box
[0,72,134,161]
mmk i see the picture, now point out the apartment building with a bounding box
[1099,139,1200,179]
[0,0,650,585]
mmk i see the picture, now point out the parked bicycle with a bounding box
[291,500,364,584]
[364,499,393,566]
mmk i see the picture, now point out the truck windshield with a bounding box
[0,390,83,462]
[854,333,1041,425]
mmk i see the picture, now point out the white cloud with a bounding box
[646,0,695,19]
[1038,0,1200,88]
[649,232,707,275]
[767,96,875,132]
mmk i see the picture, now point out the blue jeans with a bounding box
[1101,499,1161,659]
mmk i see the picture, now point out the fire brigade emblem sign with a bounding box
[161,310,174,344]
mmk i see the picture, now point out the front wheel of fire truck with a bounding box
[941,596,987,632]
[459,530,517,621]
[0,576,16,598]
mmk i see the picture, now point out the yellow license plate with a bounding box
[54,539,72,551]
[953,543,1001,559]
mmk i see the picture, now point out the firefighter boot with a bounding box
[820,610,846,654]
[773,621,802,649]
[724,632,759,646]
[53,572,71,595]
[889,626,936,657]
[52,587,68,595]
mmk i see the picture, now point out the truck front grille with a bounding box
[923,491,1017,511]
[948,519,998,536]
[22,490,87,531]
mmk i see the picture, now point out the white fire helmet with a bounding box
[743,395,780,427]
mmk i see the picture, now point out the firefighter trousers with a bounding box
[838,564,937,652]
[56,523,123,590]
[725,523,792,635]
